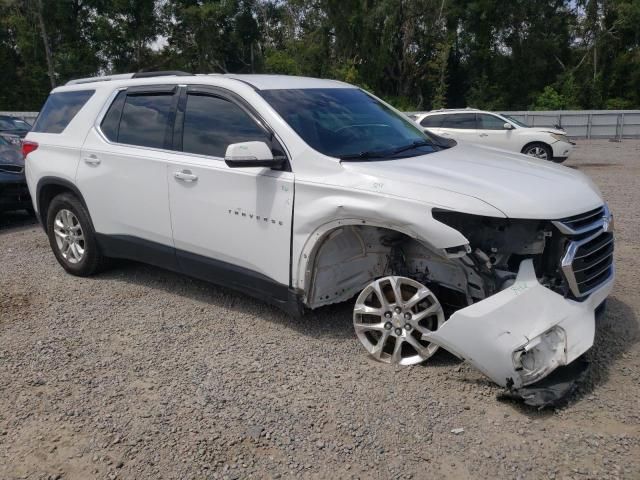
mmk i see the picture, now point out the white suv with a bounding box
[412,109,575,162]
[24,72,613,405]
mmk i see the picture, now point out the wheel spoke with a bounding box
[404,287,430,309]
[370,330,390,359]
[353,304,382,316]
[391,337,404,363]
[389,276,403,306]
[413,303,440,321]
[54,229,67,239]
[405,335,429,357]
[354,321,386,332]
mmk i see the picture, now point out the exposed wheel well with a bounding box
[303,224,472,310]
[36,178,87,228]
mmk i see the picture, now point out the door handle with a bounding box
[479,133,489,137]
[83,154,101,165]
[174,170,198,182]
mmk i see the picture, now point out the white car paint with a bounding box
[25,74,613,395]
[428,259,613,388]
[414,109,575,161]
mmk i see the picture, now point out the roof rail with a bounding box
[66,70,192,86]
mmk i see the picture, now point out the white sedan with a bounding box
[412,109,575,162]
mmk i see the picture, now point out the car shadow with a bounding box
[0,210,37,231]
[94,261,637,412]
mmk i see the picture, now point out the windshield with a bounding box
[503,115,529,128]
[0,118,31,130]
[260,88,437,160]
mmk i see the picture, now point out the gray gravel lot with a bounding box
[1,139,639,480]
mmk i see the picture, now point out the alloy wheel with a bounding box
[353,276,445,366]
[525,146,548,159]
[53,209,86,264]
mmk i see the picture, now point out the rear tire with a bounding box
[46,193,108,276]
[522,142,552,161]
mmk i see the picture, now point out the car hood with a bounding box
[341,143,603,219]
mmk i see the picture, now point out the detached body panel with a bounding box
[427,259,614,389]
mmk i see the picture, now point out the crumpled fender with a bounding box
[424,259,614,389]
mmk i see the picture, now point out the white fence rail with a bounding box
[410,109,640,139]
[3,110,640,139]
[0,111,39,124]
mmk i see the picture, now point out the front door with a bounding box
[166,87,294,300]
[474,113,514,151]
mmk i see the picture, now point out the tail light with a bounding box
[21,140,38,159]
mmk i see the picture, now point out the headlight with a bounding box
[550,133,567,142]
[512,326,567,385]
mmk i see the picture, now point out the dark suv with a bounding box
[0,136,31,214]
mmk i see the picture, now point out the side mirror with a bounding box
[224,141,284,168]
[504,123,514,130]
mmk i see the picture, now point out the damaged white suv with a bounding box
[25,72,614,405]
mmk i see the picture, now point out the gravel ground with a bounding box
[1,139,639,480]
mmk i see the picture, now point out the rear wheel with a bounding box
[353,276,445,366]
[522,142,552,161]
[46,193,107,276]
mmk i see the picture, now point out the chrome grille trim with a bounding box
[557,204,615,298]
[552,205,609,235]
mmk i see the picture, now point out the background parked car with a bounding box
[0,136,32,214]
[413,108,575,162]
[0,115,32,137]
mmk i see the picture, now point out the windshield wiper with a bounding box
[339,140,434,161]
[390,140,434,155]
[339,150,389,161]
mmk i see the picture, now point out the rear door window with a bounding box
[32,90,95,134]
[115,92,175,149]
[441,113,477,129]
[421,114,445,127]
[182,93,269,158]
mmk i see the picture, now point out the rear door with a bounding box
[166,86,294,298]
[439,113,478,142]
[77,85,178,264]
[475,113,515,151]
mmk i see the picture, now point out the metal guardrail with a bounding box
[409,109,640,139]
[3,110,640,139]
[501,110,640,139]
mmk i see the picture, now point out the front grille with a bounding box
[0,165,24,174]
[554,205,614,298]
[554,206,606,236]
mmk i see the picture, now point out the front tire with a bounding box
[46,193,107,276]
[522,142,552,161]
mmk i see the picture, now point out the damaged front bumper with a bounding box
[425,259,614,405]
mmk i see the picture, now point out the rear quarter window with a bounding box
[32,90,95,134]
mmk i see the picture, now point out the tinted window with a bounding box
[100,91,126,142]
[118,93,174,148]
[32,90,95,134]
[261,88,435,159]
[441,113,476,129]
[421,114,445,127]
[478,114,508,130]
[183,94,267,158]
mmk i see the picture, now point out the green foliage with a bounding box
[531,86,570,111]
[0,0,639,111]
